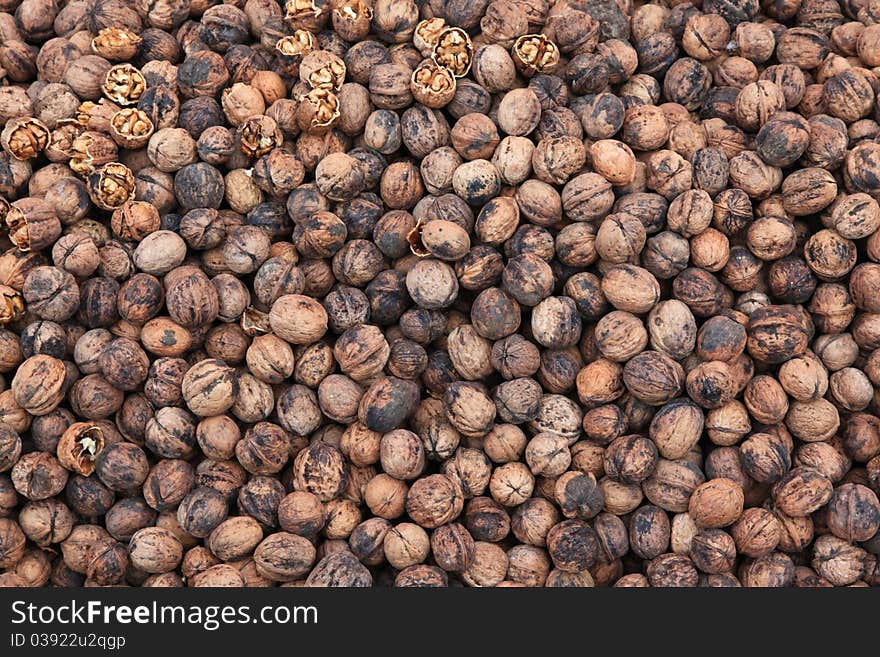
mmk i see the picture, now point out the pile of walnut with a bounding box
[0,0,879,588]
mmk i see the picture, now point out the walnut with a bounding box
[56,423,105,477]
[296,87,341,134]
[109,109,154,150]
[410,60,457,108]
[0,118,50,161]
[432,28,473,78]
[102,64,146,107]
[91,28,142,62]
[0,285,24,325]
[512,34,560,76]
[414,18,447,57]
[285,0,323,26]
[276,30,317,60]
[87,163,135,211]
[69,131,118,176]
[301,51,346,91]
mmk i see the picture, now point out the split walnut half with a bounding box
[87,162,135,211]
[411,61,457,109]
[285,0,322,22]
[241,306,272,335]
[276,29,317,59]
[109,108,155,150]
[513,34,561,76]
[334,1,373,30]
[102,64,147,106]
[407,220,431,257]
[0,117,50,161]
[91,27,142,61]
[414,17,447,56]
[432,27,474,78]
[57,423,105,476]
[0,284,24,325]
[306,58,347,92]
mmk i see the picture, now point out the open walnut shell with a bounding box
[45,119,84,163]
[69,130,119,175]
[432,27,473,78]
[411,60,457,108]
[513,34,561,77]
[109,108,155,150]
[276,29,317,60]
[275,30,318,77]
[102,64,147,106]
[300,50,347,91]
[284,0,328,31]
[414,18,448,57]
[87,162,135,211]
[332,0,373,41]
[407,220,431,257]
[239,115,284,158]
[0,284,24,325]
[57,423,105,476]
[295,87,341,134]
[91,27,142,62]
[241,306,271,335]
[0,117,50,161]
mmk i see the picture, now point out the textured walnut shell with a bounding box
[772,466,833,517]
[207,516,263,562]
[253,531,316,582]
[405,473,463,528]
[128,527,182,574]
[305,550,372,586]
[11,354,67,416]
[688,478,744,528]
